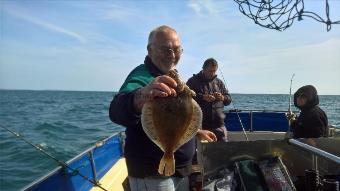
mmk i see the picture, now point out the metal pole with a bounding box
[250,111,253,132]
[219,68,248,141]
[289,139,340,164]
[89,150,99,185]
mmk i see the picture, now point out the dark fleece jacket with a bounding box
[291,85,328,138]
[109,56,195,178]
[186,71,231,132]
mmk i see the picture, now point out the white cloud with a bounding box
[188,1,202,15]
[223,38,340,94]
[3,6,86,43]
[1,1,339,94]
[105,5,135,21]
[187,0,224,16]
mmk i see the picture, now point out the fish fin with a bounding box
[190,99,203,130]
[158,152,175,176]
[141,102,164,150]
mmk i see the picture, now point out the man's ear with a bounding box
[147,45,152,56]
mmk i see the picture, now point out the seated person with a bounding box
[288,85,328,138]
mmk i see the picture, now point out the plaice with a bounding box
[141,70,202,176]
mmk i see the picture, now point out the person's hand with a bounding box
[134,75,177,111]
[285,111,296,125]
[197,129,217,142]
[141,75,177,99]
[213,92,224,101]
[202,94,215,102]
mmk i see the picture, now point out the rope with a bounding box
[234,0,340,31]
[0,125,108,191]
[218,69,249,141]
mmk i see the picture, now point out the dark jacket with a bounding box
[109,56,195,178]
[186,71,231,134]
[291,85,328,138]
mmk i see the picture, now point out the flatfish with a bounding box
[141,70,202,176]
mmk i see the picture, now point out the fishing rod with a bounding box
[288,73,295,114]
[286,73,296,134]
[0,125,108,191]
[218,68,249,141]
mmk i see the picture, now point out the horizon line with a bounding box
[1,88,339,96]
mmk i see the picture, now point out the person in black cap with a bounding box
[288,85,328,138]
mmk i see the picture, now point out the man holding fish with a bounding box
[109,25,216,191]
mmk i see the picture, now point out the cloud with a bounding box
[228,38,340,94]
[3,6,86,43]
[1,1,339,94]
[104,5,135,21]
[187,1,202,14]
[187,0,221,15]
[226,38,340,78]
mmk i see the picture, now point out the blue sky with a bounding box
[1,0,339,94]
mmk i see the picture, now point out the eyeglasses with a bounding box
[153,45,183,55]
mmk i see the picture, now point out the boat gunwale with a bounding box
[224,109,298,113]
[21,131,124,191]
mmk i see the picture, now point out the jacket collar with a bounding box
[197,70,217,82]
[144,56,165,77]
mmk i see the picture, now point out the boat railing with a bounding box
[22,131,125,191]
[201,138,340,179]
[289,139,340,167]
[224,109,290,132]
[225,109,295,113]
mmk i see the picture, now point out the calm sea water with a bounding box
[0,90,339,191]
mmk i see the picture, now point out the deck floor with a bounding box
[90,158,128,191]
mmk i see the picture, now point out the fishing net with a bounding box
[234,0,340,31]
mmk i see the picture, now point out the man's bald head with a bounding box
[147,25,182,74]
[148,25,178,46]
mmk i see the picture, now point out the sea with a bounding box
[0,90,339,191]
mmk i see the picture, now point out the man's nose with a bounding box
[166,50,176,58]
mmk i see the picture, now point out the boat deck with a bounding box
[90,158,128,191]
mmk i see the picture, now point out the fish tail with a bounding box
[158,152,175,176]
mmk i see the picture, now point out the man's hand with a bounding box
[197,129,217,142]
[134,75,177,112]
[203,94,215,102]
[213,92,224,101]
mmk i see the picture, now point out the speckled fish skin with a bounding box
[141,70,202,176]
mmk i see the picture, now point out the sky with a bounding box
[1,0,339,95]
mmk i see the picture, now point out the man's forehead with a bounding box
[153,31,179,42]
[205,66,218,70]
[155,43,181,48]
